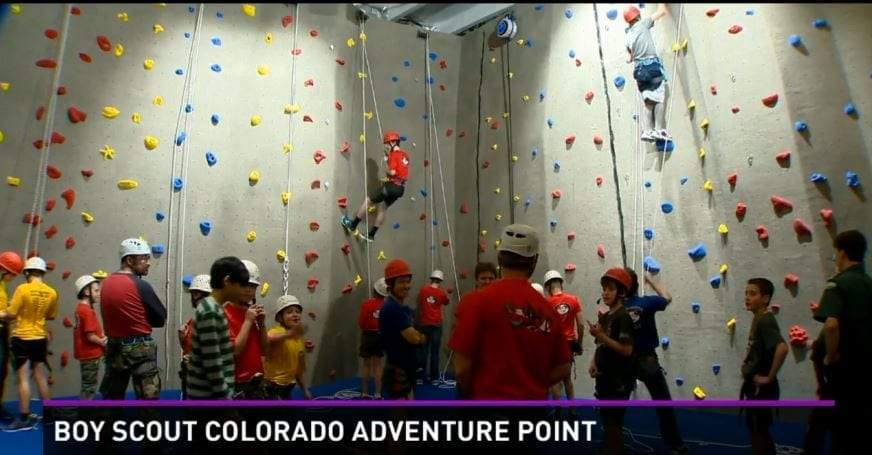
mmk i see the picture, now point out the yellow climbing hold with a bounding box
[260,282,270,297]
[249,170,260,184]
[346,38,356,48]
[6,176,21,187]
[718,224,729,235]
[484,116,493,124]
[698,147,706,158]
[246,230,257,242]
[81,212,95,224]
[257,65,270,76]
[99,145,115,160]
[242,4,256,17]
[354,274,363,286]
[513,195,521,202]
[250,115,262,126]
[727,318,737,331]
[0,130,4,143]
[480,230,488,237]
[281,191,290,205]
[720,263,729,274]
[143,58,154,70]
[516,39,525,47]
[357,72,367,79]
[153,95,163,106]
[687,99,696,110]
[114,43,124,57]
[282,143,293,154]
[0,82,9,91]
[92,269,108,279]
[491,144,499,151]
[364,112,373,120]
[494,187,501,194]
[700,118,710,129]
[117,11,129,22]
[490,57,496,64]
[264,33,272,44]
[11,4,21,14]
[507,72,514,79]
[672,38,688,52]
[359,133,366,143]
[495,214,503,221]
[521,95,530,102]
[284,103,301,114]
[153,24,164,34]
[502,112,510,119]
[511,155,519,162]
[359,32,367,41]
[131,112,141,124]
[494,239,501,248]
[703,179,714,192]
[377,250,386,261]
[117,179,139,190]
[693,386,706,400]
[102,106,121,119]
[144,136,159,150]
[276,249,287,263]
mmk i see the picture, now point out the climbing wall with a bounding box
[0,3,462,398]
[452,3,872,400]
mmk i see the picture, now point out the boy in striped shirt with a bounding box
[186,257,249,399]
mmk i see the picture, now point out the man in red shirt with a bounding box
[224,260,268,398]
[416,270,450,385]
[358,278,388,399]
[73,275,107,400]
[449,224,571,399]
[543,270,584,407]
[178,274,211,400]
[99,238,166,400]
[341,130,410,241]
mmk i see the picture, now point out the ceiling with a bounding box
[353,3,516,35]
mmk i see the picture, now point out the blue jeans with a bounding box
[418,325,442,381]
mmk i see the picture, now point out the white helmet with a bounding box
[23,257,47,272]
[75,275,98,296]
[430,269,445,281]
[119,238,151,260]
[189,274,212,293]
[374,277,388,297]
[274,294,302,321]
[241,259,260,285]
[544,270,563,285]
[531,282,545,297]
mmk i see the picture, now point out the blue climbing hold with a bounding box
[184,32,191,38]
[216,11,223,19]
[569,49,576,59]
[391,76,398,82]
[210,64,221,72]
[812,18,828,29]
[173,177,184,191]
[427,76,435,85]
[539,90,545,102]
[205,151,217,166]
[403,60,411,68]
[211,113,219,125]
[564,8,573,19]
[676,377,684,386]
[185,104,193,113]
[188,5,195,13]
[606,9,618,20]
[155,212,166,222]
[422,114,429,120]
[175,68,184,75]
[534,4,544,11]
[211,37,221,46]
[614,75,626,89]
[680,176,688,185]
[151,244,166,255]
[550,218,558,228]
[199,220,213,236]
[644,228,654,240]
[746,9,754,15]
[394,98,407,108]
[644,180,652,188]
[661,202,674,214]
[688,243,707,260]
[691,302,701,313]
[432,220,438,226]
[788,34,802,47]
[553,160,561,172]
[532,148,539,158]
[182,275,193,287]
[712,364,721,375]
[845,171,860,188]
[795,121,808,132]
[660,337,670,349]
[655,139,675,152]
[399,135,408,142]
[176,131,187,146]
[547,118,555,128]
[709,275,722,288]
[810,172,828,183]
[420,187,428,198]
[525,39,534,48]
[844,103,857,116]
[429,52,438,62]
[393,222,400,229]
[632,113,639,121]
[524,197,532,209]
[644,256,661,274]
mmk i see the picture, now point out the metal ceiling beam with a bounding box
[424,3,514,34]
[382,4,427,21]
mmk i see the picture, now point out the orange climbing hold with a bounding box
[820,209,833,227]
[442,240,450,247]
[291,48,302,56]
[439,60,448,70]
[36,59,57,68]
[78,52,92,63]
[33,140,45,150]
[61,188,76,209]
[793,218,812,237]
[784,273,800,287]
[44,225,58,239]
[96,35,111,52]
[46,165,62,179]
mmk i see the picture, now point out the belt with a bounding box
[109,335,153,346]
[635,56,661,66]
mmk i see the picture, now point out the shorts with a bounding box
[359,331,384,358]
[10,337,47,368]
[265,381,296,400]
[382,363,415,399]
[370,182,405,207]
[233,375,270,400]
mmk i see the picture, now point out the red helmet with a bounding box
[0,251,24,276]
[601,267,632,292]
[383,130,400,144]
[624,6,641,23]
[384,258,412,280]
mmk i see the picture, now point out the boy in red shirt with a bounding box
[358,278,388,399]
[543,270,584,406]
[178,274,211,400]
[416,270,450,385]
[341,130,410,241]
[224,260,268,399]
[73,276,107,400]
[449,224,571,400]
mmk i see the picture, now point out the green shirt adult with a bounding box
[813,263,872,367]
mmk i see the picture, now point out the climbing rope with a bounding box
[499,43,516,223]
[282,3,301,296]
[22,4,72,259]
[358,17,373,296]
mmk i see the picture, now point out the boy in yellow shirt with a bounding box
[264,295,312,400]
[0,257,58,432]
[0,251,24,421]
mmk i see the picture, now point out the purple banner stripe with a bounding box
[45,399,834,408]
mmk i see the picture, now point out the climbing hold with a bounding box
[97,35,112,52]
[596,244,605,258]
[644,256,661,274]
[644,228,654,240]
[46,165,62,179]
[259,282,270,298]
[210,64,221,72]
[775,150,791,163]
[36,59,57,69]
[250,115,262,126]
[44,225,59,240]
[596,176,603,186]
[248,170,260,185]
[699,118,710,130]
[153,96,164,105]
[65,106,87,124]
[687,99,696,110]
[78,52,92,63]
[568,49,576,59]
[552,161,559,171]
[117,179,138,190]
[761,93,779,107]
[144,136,159,150]
[680,177,688,185]
[810,172,828,184]
[313,150,326,164]
[655,139,675,152]
[844,103,857,116]
[795,121,808,132]
[691,302,701,313]
[728,25,743,34]
[564,8,573,19]
[61,188,75,209]
[756,225,770,241]
[706,8,720,17]
[114,43,124,57]
[845,171,860,188]
[81,212,94,224]
[731,106,740,114]
[242,4,256,17]
[376,251,387,261]
[688,243,707,260]
[784,273,800,287]
[820,208,834,227]
[102,106,120,119]
[282,15,293,28]
[246,230,256,242]
[205,151,217,166]
[712,363,722,376]
[303,115,313,123]
[793,218,812,237]
[644,181,652,188]
[606,9,618,20]
[564,263,577,273]
[593,134,603,145]
[155,212,165,222]
[771,195,793,213]
[36,106,46,121]
[151,244,165,256]
[614,76,626,88]
[175,131,187,146]
[672,38,688,52]
[551,189,562,199]
[211,37,222,46]
[703,180,714,192]
[45,198,56,212]
[275,249,287,264]
[497,214,504,221]
[280,192,291,206]
[788,34,802,47]
[199,220,212,236]
[494,187,500,194]
[51,132,65,144]
[153,24,164,34]
[172,178,184,191]
[720,264,729,275]
[311,180,321,189]
[99,145,115,160]
[693,386,707,400]
[698,148,706,158]
[264,33,273,44]
[812,18,829,29]
[727,172,738,188]
[661,202,674,214]
[718,224,729,235]
[255,64,269,76]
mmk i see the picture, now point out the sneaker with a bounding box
[656,129,673,141]
[640,130,658,142]
[339,215,354,231]
[0,408,14,422]
[3,416,37,433]
[430,379,441,386]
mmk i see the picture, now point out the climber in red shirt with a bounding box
[543,270,584,409]
[358,278,388,399]
[416,270,450,384]
[341,130,410,241]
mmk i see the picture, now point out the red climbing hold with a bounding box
[304,78,315,87]
[309,29,319,38]
[61,188,76,209]
[731,106,740,114]
[309,221,320,232]
[440,84,447,92]
[36,106,46,121]
[46,165,62,179]
[57,86,66,95]
[446,128,453,137]
[36,59,57,69]
[728,25,743,34]
[45,198,56,212]
[775,150,791,163]
[567,232,576,241]
[62,270,71,280]
[459,270,469,280]
[310,180,320,189]
[305,249,319,265]
[565,134,576,145]
[784,273,800,287]
[335,101,343,111]
[793,218,812,237]
[51,132,65,144]
[337,196,347,208]
[23,213,42,226]
[302,115,313,123]
[339,141,350,154]
[63,316,73,327]
[809,300,820,313]
[478,240,487,253]
[335,58,346,65]
[593,134,604,145]
[820,209,833,227]
[442,240,450,247]
[419,213,427,221]
[706,8,720,17]
[459,202,469,214]
[585,91,594,102]
[306,277,319,291]
[771,195,793,213]
[736,202,747,219]
[565,263,577,273]
[65,236,76,250]
[762,93,779,107]
[81,168,94,178]
[307,311,317,321]
[304,339,315,351]
[551,189,562,199]
[27,251,38,259]
[596,176,603,186]
[71,6,81,15]
[340,242,351,255]
[756,225,769,241]
[78,52,92,63]
[710,84,718,95]
[46,260,56,271]
[482,161,491,169]
[575,59,582,67]
[33,140,45,150]
[597,244,606,258]
[68,107,87,123]
[341,283,353,294]
[459,131,467,138]
[44,225,59,239]
[439,60,448,70]
[788,325,809,347]
[313,149,326,164]
[489,120,500,130]
[282,15,294,28]
[423,159,429,167]
[61,351,70,367]
[291,48,302,56]
[727,172,738,188]
[96,35,111,52]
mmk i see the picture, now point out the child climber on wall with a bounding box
[341,130,410,242]
[625,3,671,142]
[264,295,312,400]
